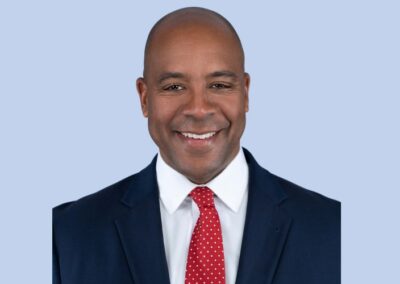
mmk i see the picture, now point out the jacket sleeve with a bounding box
[53,212,61,284]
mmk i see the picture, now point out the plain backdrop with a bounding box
[1,0,399,283]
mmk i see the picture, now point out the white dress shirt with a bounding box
[156,148,249,284]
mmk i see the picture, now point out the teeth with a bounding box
[181,131,217,140]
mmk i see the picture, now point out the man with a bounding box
[53,7,340,284]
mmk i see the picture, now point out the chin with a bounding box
[184,162,223,184]
[187,172,214,185]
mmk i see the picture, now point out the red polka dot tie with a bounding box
[185,186,226,284]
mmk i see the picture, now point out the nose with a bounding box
[182,87,216,119]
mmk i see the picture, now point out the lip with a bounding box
[178,130,220,135]
[175,129,221,148]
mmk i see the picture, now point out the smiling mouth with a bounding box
[179,131,217,140]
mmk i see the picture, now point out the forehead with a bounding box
[145,22,244,78]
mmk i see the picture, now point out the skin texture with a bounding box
[137,8,250,184]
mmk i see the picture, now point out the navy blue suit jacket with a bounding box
[53,148,340,284]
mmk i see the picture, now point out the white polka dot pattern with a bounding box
[184,186,226,284]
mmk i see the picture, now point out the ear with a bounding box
[136,77,149,117]
[243,72,250,112]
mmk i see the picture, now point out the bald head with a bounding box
[136,7,250,184]
[143,7,245,77]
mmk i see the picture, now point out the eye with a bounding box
[164,84,184,91]
[210,83,231,89]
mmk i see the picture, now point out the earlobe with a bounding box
[136,77,149,117]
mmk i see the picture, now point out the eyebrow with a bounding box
[157,70,238,84]
[157,72,185,84]
[207,70,238,79]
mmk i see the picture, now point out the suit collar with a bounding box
[235,148,292,284]
[115,154,170,284]
[115,148,292,284]
[119,154,158,209]
[242,148,288,205]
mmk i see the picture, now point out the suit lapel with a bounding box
[235,149,292,284]
[114,156,170,284]
[113,149,292,284]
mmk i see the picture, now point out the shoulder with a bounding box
[53,173,138,228]
[272,173,340,209]
[243,147,340,215]
[53,155,158,225]
[269,172,340,231]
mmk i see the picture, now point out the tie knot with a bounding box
[189,186,215,209]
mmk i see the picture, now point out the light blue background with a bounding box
[1,0,399,283]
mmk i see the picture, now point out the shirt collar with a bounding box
[156,148,249,214]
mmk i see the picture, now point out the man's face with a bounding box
[137,24,249,184]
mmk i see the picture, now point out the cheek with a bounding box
[220,97,247,125]
[147,98,177,135]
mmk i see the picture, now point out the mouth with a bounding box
[175,130,221,149]
[179,131,217,140]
